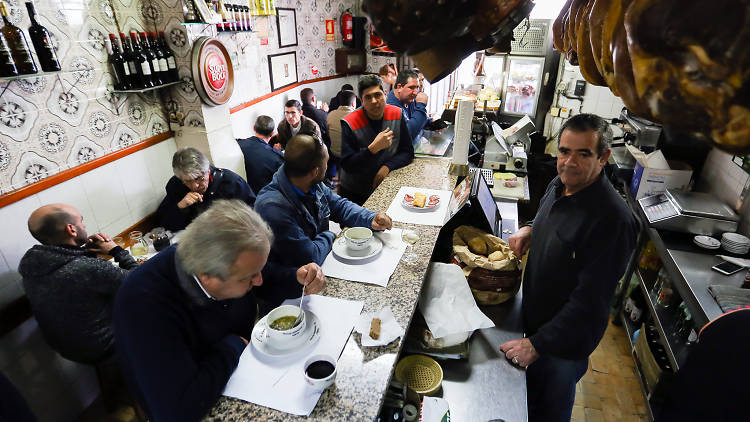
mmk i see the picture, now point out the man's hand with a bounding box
[178,192,203,209]
[85,233,118,254]
[321,102,329,112]
[368,128,394,154]
[372,165,390,189]
[371,212,393,231]
[273,143,282,151]
[508,225,532,258]
[296,263,326,295]
[416,92,428,104]
[499,338,539,368]
[239,336,249,345]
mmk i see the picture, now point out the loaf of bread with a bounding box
[413,192,427,208]
[369,318,381,339]
[468,236,488,255]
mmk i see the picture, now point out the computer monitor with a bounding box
[471,170,501,237]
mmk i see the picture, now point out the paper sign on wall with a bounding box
[325,19,335,41]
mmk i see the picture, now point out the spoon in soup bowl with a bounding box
[293,283,306,328]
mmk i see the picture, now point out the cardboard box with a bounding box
[627,145,693,200]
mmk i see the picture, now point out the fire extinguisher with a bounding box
[341,9,353,47]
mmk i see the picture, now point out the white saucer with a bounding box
[251,310,321,358]
[331,236,383,262]
[694,235,721,249]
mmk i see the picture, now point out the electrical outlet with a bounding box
[560,108,570,118]
[550,107,560,117]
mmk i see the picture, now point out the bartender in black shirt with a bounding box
[502,114,637,422]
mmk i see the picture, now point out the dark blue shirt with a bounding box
[386,90,430,146]
[523,172,637,360]
[237,136,284,194]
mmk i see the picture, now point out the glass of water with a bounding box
[401,229,420,264]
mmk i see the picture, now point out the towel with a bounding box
[708,284,750,312]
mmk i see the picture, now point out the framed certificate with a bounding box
[268,51,298,91]
[193,0,222,24]
[276,8,298,48]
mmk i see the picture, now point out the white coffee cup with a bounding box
[265,304,306,348]
[303,354,337,393]
[344,227,373,251]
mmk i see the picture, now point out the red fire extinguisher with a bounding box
[341,9,353,47]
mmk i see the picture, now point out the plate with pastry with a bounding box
[402,192,440,211]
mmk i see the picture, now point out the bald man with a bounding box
[254,134,392,305]
[18,204,137,363]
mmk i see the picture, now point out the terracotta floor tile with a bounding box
[583,393,603,410]
[572,405,585,421]
[584,407,606,422]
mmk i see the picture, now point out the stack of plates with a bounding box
[694,235,721,250]
[721,232,750,254]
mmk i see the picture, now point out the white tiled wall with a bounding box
[698,149,750,231]
[0,137,176,422]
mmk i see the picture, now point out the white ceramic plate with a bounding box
[694,235,721,249]
[331,236,383,263]
[722,233,750,245]
[251,310,321,358]
[401,193,440,212]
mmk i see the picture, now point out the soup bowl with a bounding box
[266,304,307,347]
[344,227,373,251]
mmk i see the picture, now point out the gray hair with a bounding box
[557,113,613,157]
[177,199,273,280]
[395,69,419,88]
[172,147,210,179]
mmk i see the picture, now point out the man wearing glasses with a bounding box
[157,147,256,231]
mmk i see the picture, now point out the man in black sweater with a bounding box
[237,115,284,194]
[114,200,325,422]
[501,114,637,422]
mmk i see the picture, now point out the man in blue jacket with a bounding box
[386,68,430,147]
[237,115,284,194]
[114,200,325,422]
[255,134,393,304]
[500,114,637,422]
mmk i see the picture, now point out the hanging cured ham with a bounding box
[553,0,750,152]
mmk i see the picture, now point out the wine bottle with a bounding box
[129,32,154,88]
[182,0,199,23]
[119,33,140,88]
[0,29,17,76]
[25,0,59,71]
[243,6,251,31]
[0,1,37,74]
[139,31,162,85]
[106,34,129,90]
[148,32,168,83]
[158,31,178,82]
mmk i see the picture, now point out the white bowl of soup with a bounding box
[266,304,306,347]
[344,227,373,251]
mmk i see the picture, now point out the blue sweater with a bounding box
[386,90,430,145]
[113,245,252,422]
[254,166,375,303]
[237,136,284,195]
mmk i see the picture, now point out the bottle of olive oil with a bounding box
[0,1,37,74]
[25,0,59,71]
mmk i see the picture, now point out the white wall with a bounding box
[230,75,360,140]
[0,137,177,421]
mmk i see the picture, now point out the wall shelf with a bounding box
[109,80,183,94]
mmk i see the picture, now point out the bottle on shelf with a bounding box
[120,33,141,89]
[139,31,162,85]
[655,269,674,308]
[106,33,129,90]
[0,0,37,74]
[244,5,252,30]
[182,0,199,23]
[25,0,59,72]
[147,32,168,83]
[128,32,154,88]
[217,0,226,32]
[231,3,240,31]
[0,27,17,77]
[158,31,178,82]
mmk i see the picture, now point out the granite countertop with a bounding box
[204,157,457,421]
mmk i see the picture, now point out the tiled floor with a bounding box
[77,316,648,422]
[571,317,649,422]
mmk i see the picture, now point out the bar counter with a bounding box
[204,157,457,421]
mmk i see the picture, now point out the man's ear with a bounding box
[65,223,76,238]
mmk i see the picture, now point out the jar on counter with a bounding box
[656,270,674,308]
[129,230,149,256]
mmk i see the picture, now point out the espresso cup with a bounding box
[344,227,373,251]
[303,354,337,393]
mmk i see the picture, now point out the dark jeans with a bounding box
[526,354,589,422]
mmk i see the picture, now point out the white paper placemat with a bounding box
[321,229,406,287]
[385,187,452,226]
[222,295,364,416]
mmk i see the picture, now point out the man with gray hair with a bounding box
[114,199,325,421]
[238,115,284,194]
[501,113,637,422]
[156,147,256,231]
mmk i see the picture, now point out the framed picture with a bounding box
[268,51,298,91]
[276,8,298,48]
[193,0,222,24]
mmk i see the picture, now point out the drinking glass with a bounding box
[129,231,149,256]
[113,236,125,249]
[401,229,420,264]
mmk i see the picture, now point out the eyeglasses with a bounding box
[181,173,206,185]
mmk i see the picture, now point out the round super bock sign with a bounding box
[191,37,234,106]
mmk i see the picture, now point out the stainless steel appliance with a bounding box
[638,189,739,236]
[619,109,662,153]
